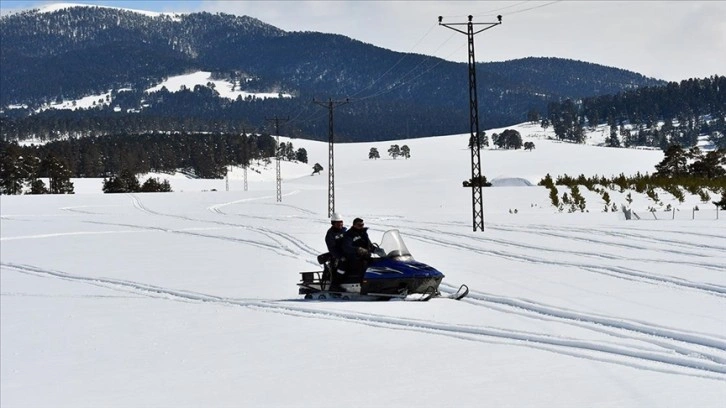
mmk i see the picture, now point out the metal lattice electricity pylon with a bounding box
[242,129,249,191]
[439,14,502,232]
[266,116,289,202]
[313,98,349,217]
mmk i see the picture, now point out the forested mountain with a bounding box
[0,4,665,142]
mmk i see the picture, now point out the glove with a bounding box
[356,247,370,257]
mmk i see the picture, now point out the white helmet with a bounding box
[330,213,344,222]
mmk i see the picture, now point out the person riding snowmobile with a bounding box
[324,213,347,291]
[341,217,375,283]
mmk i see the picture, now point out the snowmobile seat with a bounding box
[317,252,331,264]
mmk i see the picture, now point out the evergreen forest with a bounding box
[544,76,726,149]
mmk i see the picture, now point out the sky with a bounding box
[2,120,726,407]
[0,0,724,82]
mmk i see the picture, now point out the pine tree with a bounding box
[388,144,400,159]
[29,179,48,194]
[140,177,172,192]
[295,148,308,163]
[102,169,138,193]
[713,191,726,210]
[654,145,688,177]
[606,114,620,147]
[44,154,74,194]
[368,147,380,160]
[468,131,488,149]
[0,143,26,194]
[401,145,410,159]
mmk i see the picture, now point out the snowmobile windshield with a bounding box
[377,230,413,259]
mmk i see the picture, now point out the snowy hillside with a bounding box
[35,2,181,18]
[19,70,292,116]
[146,71,293,101]
[1,123,725,407]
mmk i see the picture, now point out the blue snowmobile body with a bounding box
[362,255,445,295]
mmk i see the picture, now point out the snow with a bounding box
[35,3,181,19]
[2,123,725,407]
[146,71,293,101]
[16,70,292,115]
[35,89,123,113]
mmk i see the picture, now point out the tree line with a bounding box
[0,143,74,194]
[543,76,726,149]
[0,131,309,195]
[537,147,726,212]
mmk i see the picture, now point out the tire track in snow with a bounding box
[87,220,296,258]
[3,262,725,380]
[376,222,726,297]
[382,220,724,272]
[608,224,726,240]
[127,194,321,263]
[427,224,723,271]
[438,282,726,364]
[207,190,316,216]
[398,219,725,257]
[492,223,726,254]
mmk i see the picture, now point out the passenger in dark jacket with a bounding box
[342,217,375,281]
[324,213,347,291]
[325,213,347,261]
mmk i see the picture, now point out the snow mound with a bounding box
[490,177,534,187]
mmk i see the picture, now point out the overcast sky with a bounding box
[1,0,724,82]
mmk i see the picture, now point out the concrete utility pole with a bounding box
[313,98,349,217]
[266,116,289,202]
[439,14,502,232]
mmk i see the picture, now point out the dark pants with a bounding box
[327,259,342,290]
[347,258,368,282]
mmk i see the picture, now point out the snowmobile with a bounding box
[298,229,468,301]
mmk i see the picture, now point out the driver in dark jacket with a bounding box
[342,217,375,282]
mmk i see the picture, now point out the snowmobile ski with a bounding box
[439,284,469,300]
[303,290,432,302]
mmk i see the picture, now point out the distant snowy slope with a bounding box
[36,2,181,18]
[146,71,292,100]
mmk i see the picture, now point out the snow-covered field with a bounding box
[2,124,725,407]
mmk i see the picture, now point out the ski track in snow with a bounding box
[2,261,725,381]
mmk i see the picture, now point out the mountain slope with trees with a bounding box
[0,5,665,142]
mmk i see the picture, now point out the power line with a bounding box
[265,115,289,202]
[312,98,349,217]
[439,14,502,232]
